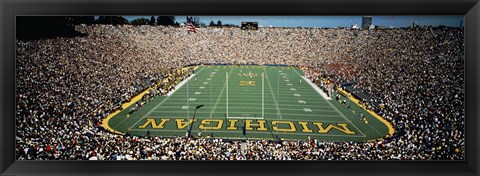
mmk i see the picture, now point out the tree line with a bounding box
[17,16,238,40]
[72,16,178,26]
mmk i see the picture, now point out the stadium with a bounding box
[16,16,464,160]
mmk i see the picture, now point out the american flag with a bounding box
[186,16,198,33]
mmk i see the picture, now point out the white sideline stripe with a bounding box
[211,67,234,118]
[166,67,205,96]
[153,107,337,112]
[227,117,264,119]
[142,116,346,122]
[173,89,322,93]
[128,95,173,129]
[168,95,328,100]
[150,111,339,117]
[129,129,364,137]
[299,75,332,100]
[159,102,332,107]
[145,116,346,122]
[292,70,363,135]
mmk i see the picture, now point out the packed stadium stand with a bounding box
[16,24,464,160]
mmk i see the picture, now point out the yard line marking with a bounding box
[189,98,196,101]
[181,106,190,109]
[194,92,202,95]
[292,69,364,136]
[129,67,206,129]
[261,68,284,120]
[324,99,366,136]
[298,100,306,104]
[210,67,234,118]
[303,108,312,112]
[294,94,301,97]
[368,122,383,136]
[290,88,296,91]
[128,95,172,129]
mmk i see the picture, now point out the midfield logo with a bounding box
[239,81,256,86]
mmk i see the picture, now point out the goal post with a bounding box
[226,71,264,119]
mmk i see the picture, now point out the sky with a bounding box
[124,16,464,28]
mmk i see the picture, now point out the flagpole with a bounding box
[186,16,190,138]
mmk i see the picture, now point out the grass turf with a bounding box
[106,65,391,141]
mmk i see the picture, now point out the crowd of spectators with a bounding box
[16,24,464,160]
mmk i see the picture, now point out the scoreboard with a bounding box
[241,22,258,30]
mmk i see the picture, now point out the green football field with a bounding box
[105,65,393,141]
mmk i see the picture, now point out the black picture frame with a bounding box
[1,0,479,176]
